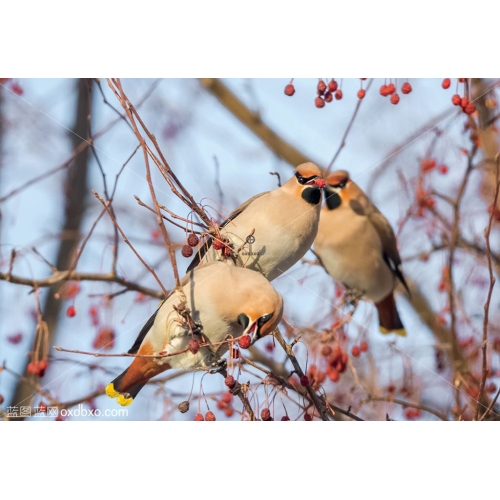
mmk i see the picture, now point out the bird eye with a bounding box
[258,313,273,327]
[295,173,306,184]
[331,178,347,189]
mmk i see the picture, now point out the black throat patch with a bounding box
[301,186,321,205]
[325,189,342,210]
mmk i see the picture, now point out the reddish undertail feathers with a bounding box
[375,293,406,337]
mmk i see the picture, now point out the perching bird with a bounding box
[187,162,325,282]
[314,170,409,336]
[106,262,283,406]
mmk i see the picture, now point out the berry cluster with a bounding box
[27,359,48,377]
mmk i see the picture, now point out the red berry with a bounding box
[464,102,476,115]
[187,234,199,247]
[284,84,295,96]
[238,335,251,349]
[421,158,437,172]
[212,238,224,250]
[360,340,368,352]
[328,79,338,92]
[194,413,204,421]
[7,332,23,344]
[300,375,310,387]
[281,415,290,421]
[231,347,240,359]
[222,393,233,403]
[442,78,451,89]
[387,83,395,95]
[224,375,236,389]
[66,306,77,317]
[11,83,23,95]
[261,408,272,421]
[334,89,343,100]
[92,327,115,350]
[304,414,312,421]
[321,345,332,357]
[351,345,361,357]
[401,82,412,94]
[315,96,325,108]
[380,84,389,96]
[62,281,80,299]
[324,91,333,103]
[317,79,327,94]
[151,229,159,240]
[189,339,200,354]
[451,94,461,106]
[357,89,366,99]
[181,245,193,258]
[205,411,216,421]
[224,407,234,417]
[439,164,449,174]
[460,97,469,108]
[328,368,340,382]
[458,78,466,83]
[390,93,400,105]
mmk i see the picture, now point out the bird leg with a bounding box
[208,357,227,374]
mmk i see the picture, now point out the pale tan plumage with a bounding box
[187,162,324,281]
[105,263,283,406]
[314,170,408,336]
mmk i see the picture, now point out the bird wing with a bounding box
[186,191,269,272]
[367,209,410,295]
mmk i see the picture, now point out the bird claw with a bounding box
[344,288,364,306]
[208,358,227,374]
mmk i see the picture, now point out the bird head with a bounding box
[324,170,351,210]
[236,291,283,346]
[283,162,325,205]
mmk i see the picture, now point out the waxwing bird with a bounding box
[106,263,283,406]
[187,162,325,282]
[314,170,409,336]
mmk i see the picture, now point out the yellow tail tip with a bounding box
[379,327,407,337]
[105,383,120,398]
[117,394,134,406]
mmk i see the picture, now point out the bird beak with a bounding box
[306,176,326,188]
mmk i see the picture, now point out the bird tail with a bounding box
[375,293,406,337]
[105,368,147,407]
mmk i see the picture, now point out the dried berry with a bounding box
[281,415,290,421]
[300,375,310,387]
[284,84,295,96]
[328,79,338,92]
[178,401,190,413]
[181,245,193,258]
[317,79,327,94]
[189,339,200,354]
[324,91,333,103]
[261,408,272,421]
[205,411,216,421]
[442,78,451,89]
[194,413,204,421]
[238,335,251,349]
[225,375,236,389]
[315,96,325,109]
[212,238,224,250]
[187,234,199,247]
[464,102,476,115]
[401,82,412,94]
[390,93,400,105]
[334,89,343,100]
[321,345,332,357]
[221,245,232,258]
[304,413,312,421]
